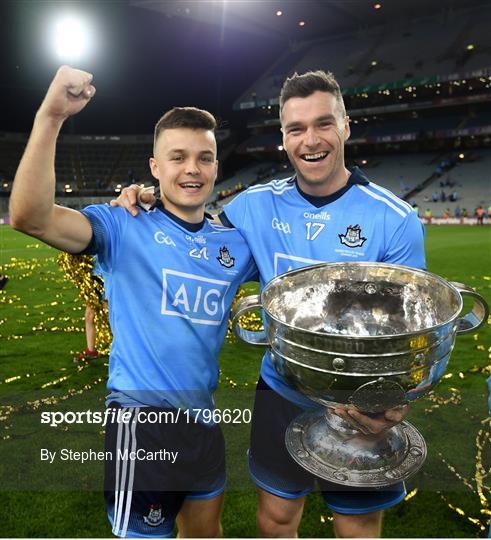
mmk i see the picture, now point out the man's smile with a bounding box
[300,151,329,162]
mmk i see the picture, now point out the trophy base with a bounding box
[285,408,426,488]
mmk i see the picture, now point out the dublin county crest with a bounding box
[143,504,165,527]
[217,246,235,268]
[338,224,367,248]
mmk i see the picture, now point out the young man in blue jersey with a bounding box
[10,66,257,538]
[116,70,426,538]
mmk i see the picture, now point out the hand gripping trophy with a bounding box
[233,262,489,488]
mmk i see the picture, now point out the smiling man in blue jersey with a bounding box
[114,71,426,537]
[10,66,257,538]
[217,71,426,538]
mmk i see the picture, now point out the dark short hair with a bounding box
[279,70,346,118]
[154,107,216,150]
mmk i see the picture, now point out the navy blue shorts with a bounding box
[104,403,225,537]
[249,377,406,515]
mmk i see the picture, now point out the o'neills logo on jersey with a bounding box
[303,211,331,221]
[143,504,165,527]
[338,225,367,248]
[185,234,206,245]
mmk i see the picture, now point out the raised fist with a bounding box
[38,65,96,122]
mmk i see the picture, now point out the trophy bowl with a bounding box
[232,262,489,487]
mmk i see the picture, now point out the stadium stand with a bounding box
[411,149,491,216]
[2,5,490,222]
[234,7,491,108]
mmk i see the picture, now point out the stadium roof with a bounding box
[1,0,490,135]
[131,0,490,41]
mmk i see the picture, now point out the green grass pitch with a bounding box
[0,224,490,537]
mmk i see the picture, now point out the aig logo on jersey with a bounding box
[272,217,291,234]
[162,269,231,325]
[274,252,322,276]
[339,224,367,248]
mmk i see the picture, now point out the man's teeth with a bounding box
[181,183,201,188]
[302,152,328,161]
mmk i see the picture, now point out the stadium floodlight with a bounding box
[53,16,90,62]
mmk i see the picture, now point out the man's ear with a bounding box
[344,116,351,141]
[149,157,159,180]
[281,127,286,148]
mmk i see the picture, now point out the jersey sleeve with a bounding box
[219,193,258,282]
[242,255,259,284]
[221,190,249,232]
[80,204,128,272]
[382,210,426,269]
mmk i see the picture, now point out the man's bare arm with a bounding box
[9,66,96,253]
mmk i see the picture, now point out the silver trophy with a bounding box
[232,262,489,488]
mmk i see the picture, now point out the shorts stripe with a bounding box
[113,407,127,535]
[114,407,137,536]
[121,407,140,537]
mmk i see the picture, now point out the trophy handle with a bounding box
[231,295,268,346]
[450,282,490,334]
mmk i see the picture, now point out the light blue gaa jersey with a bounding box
[221,167,426,409]
[82,202,257,411]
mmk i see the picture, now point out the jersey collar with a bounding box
[292,166,369,208]
[154,200,207,232]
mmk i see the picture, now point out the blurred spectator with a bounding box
[432,191,439,202]
[450,190,458,202]
[440,176,454,188]
[476,206,485,225]
[442,209,450,219]
[462,208,468,217]
[425,208,432,223]
[454,206,461,218]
